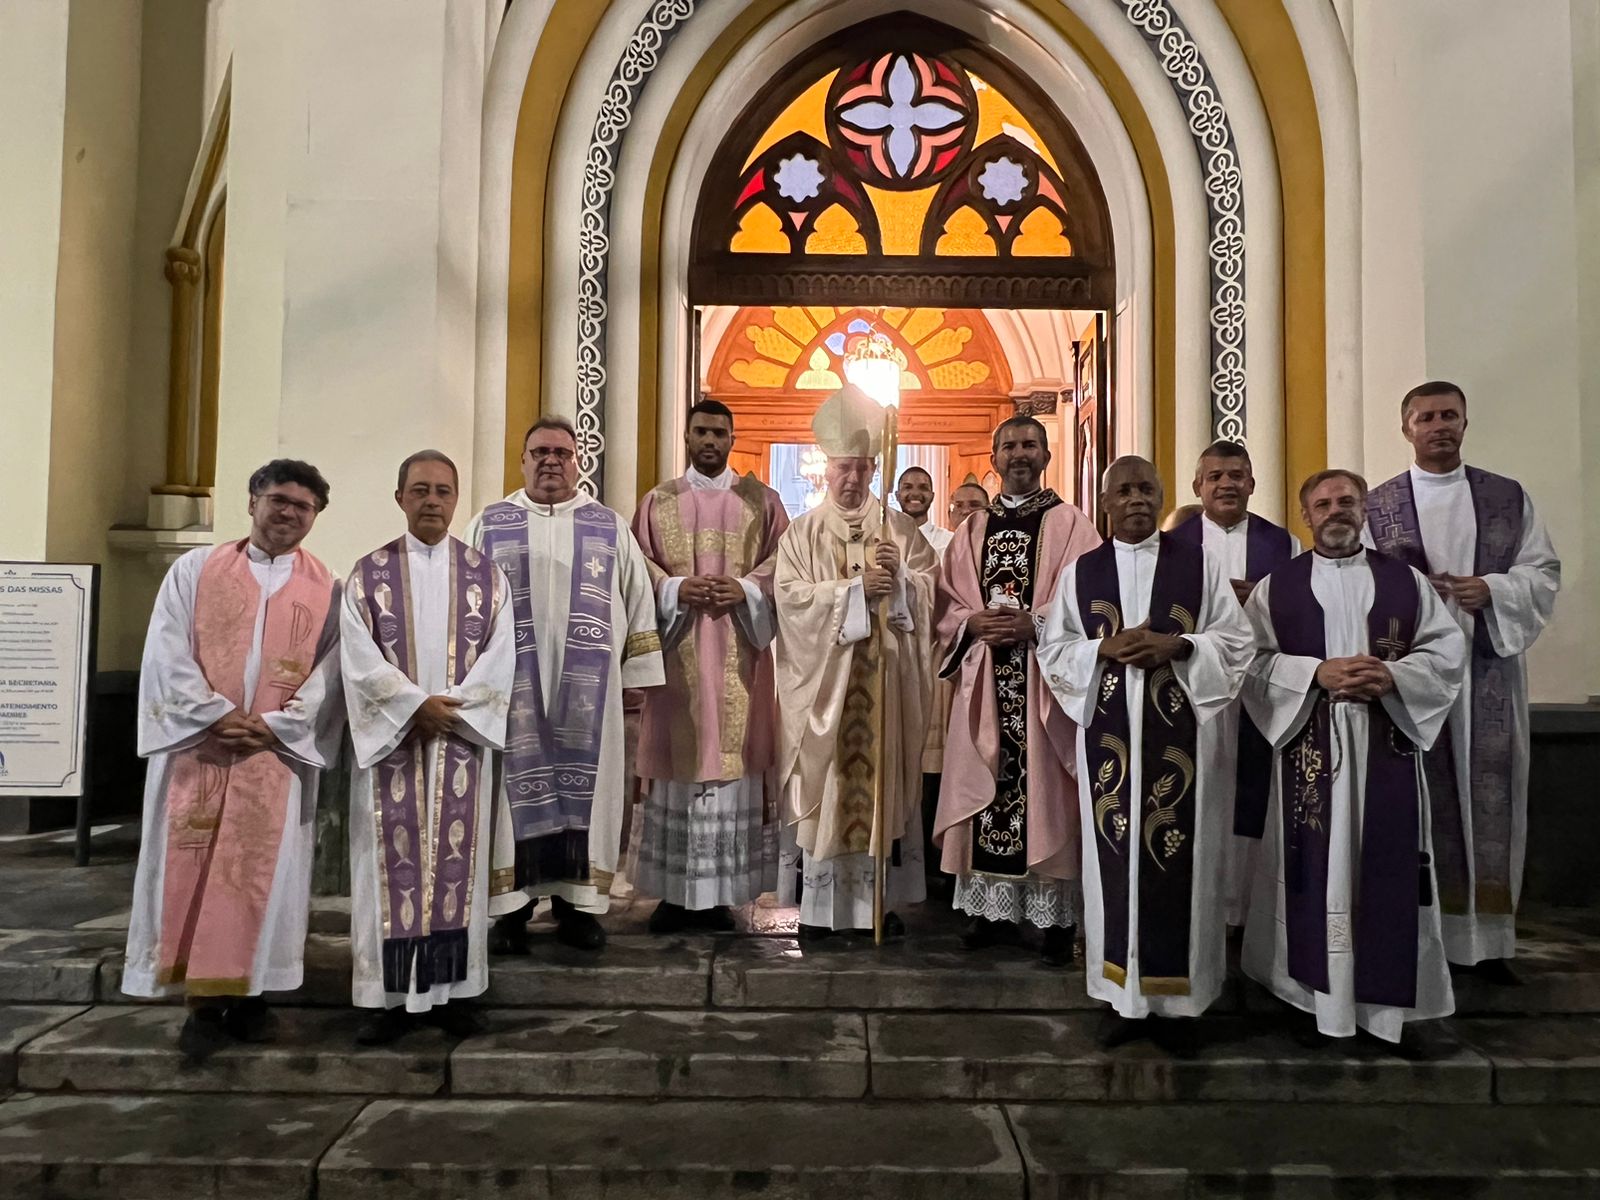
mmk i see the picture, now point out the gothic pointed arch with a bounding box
[690,14,1114,311]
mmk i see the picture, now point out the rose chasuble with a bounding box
[468,490,664,914]
[1241,549,1466,1041]
[1365,466,1559,963]
[124,542,342,998]
[342,534,519,1011]
[775,501,938,930]
[1038,533,1253,1018]
[631,467,790,908]
[934,491,1101,929]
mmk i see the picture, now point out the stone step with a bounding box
[710,934,1109,1010]
[870,1012,1497,1103]
[17,1005,451,1096]
[1456,1016,1600,1103]
[0,930,124,1004]
[0,1091,363,1200]
[1008,1101,1600,1196]
[0,1006,84,1088]
[453,1008,867,1098]
[316,1098,1024,1200]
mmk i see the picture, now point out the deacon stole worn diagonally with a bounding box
[477,500,617,841]
[1076,535,1202,994]
[354,538,497,994]
[635,473,785,784]
[1367,469,1523,916]
[1170,514,1295,838]
[1269,549,1423,1008]
[159,541,334,994]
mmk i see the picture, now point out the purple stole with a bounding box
[355,537,495,993]
[1268,549,1422,1007]
[1366,468,1524,915]
[1077,534,1203,994]
[1171,514,1295,838]
[477,499,618,846]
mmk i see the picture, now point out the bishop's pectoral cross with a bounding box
[1375,617,1407,662]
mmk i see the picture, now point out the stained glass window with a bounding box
[725,50,1080,260]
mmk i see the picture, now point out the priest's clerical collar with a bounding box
[1411,462,1466,483]
[1114,530,1161,550]
[1314,545,1367,565]
[405,531,446,556]
[999,487,1042,507]
[1203,511,1248,533]
[687,465,736,491]
[245,540,294,565]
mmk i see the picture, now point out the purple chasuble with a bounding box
[356,537,495,993]
[1076,534,1203,992]
[476,501,618,859]
[1172,514,1295,839]
[1366,468,1524,916]
[1267,548,1422,1007]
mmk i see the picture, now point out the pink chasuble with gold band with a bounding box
[159,541,334,994]
[633,473,789,784]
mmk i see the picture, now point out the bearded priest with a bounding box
[774,384,937,938]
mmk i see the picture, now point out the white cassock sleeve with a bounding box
[1171,554,1254,726]
[1380,567,1468,751]
[445,568,516,753]
[618,522,667,689]
[732,578,777,652]
[262,589,344,770]
[340,584,430,771]
[1482,492,1560,658]
[1035,567,1105,729]
[1240,578,1322,750]
[136,548,234,757]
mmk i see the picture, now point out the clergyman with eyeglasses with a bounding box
[122,459,344,1061]
[466,417,665,955]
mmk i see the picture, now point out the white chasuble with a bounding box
[467,490,665,914]
[1037,534,1253,1018]
[1241,551,1467,1041]
[774,500,937,930]
[124,544,343,998]
[342,534,518,1012]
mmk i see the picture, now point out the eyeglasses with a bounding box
[527,447,576,463]
[256,492,317,516]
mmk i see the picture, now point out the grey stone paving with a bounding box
[453,1009,868,1098]
[0,1005,85,1088]
[482,933,715,1008]
[1008,1101,1600,1196]
[1456,1016,1600,1103]
[317,1098,1024,1200]
[17,1005,452,1095]
[0,1091,363,1200]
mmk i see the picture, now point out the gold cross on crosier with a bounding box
[1375,617,1406,661]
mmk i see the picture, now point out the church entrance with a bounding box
[682,18,1118,525]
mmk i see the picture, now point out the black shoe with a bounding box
[1149,1017,1200,1060]
[797,922,838,942]
[689,905,737,933]
[880,911,906,940]
[426,1004,486,1039]
[1094,1013,1147,1050]
[552,896,607,951]
[648,901,689,934]
[225,996,278,1044]
[178,1006,232,1062]
[488,910,531,956]
[1474,958,1523,987]
[961,916,1020,950]
[1041,926,1076,967]
[356,1008,418,1046]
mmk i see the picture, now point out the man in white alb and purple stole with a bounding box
[467,418,665,953]
[1364,381,1559,979]
[1038,456,1252,1051]
[342,452,519,1045]
[1168,439,1301,926]
[1243,469,1467,1047]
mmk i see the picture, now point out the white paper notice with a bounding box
[0,563,95,796]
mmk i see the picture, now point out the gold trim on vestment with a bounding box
[1139,976,1191,997]
[1476,882,1514,917]
[490,866,516,896]
[654,486,702,780]
[183,976,252,997]
[592,867,615,891]
[624,631,662,661]
[1102,961,1127,987]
